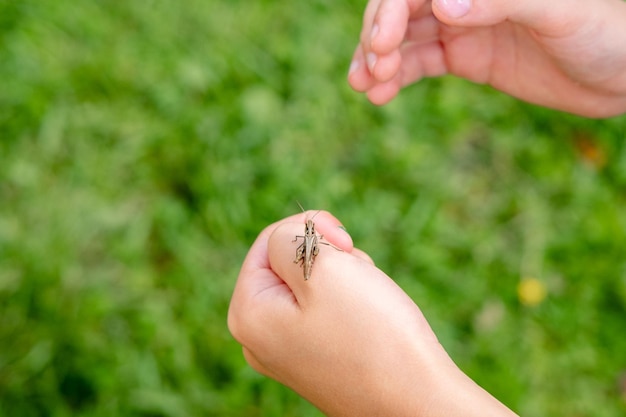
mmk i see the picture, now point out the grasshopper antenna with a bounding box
[296,201,321,220]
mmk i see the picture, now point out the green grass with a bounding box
[1,0,626,416]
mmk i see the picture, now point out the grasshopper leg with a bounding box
[293,242,305,264]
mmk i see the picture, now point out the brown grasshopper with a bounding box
[293,204,342,280]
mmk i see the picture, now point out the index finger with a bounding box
[228,211,352,347]
[235,211,353,298]
[368,0,431,55]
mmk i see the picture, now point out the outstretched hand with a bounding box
[348,0,626,117]
[228,211,518,417]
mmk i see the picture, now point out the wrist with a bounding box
[417,348,519,417]
[354,337,518,417]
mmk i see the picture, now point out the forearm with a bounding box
[307,340,518,417]
[424,357,519,417]
[392,348,518,417]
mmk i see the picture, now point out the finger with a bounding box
[348,45,400,92]
[352,247,376,265]
[270,224,434,338]
[405,14,441,44]
[433,0,588,36]
[228,265,298,342]
[236,211,349,289]
[360,0,430,78]
[229,211,349,340]
[370,0,411,55]
[373,50,403,83]
[268,219,353,303]
[303,210,353,252]
[369,0,431,54]
[357,0,382,77]
[367,11,439,85]
[366,76,402,105]
[235,212,298,281]
[363,38,449,104]
[234,210,351,300]
[399,40,448,87]
[348,45,377,92]
[360,0,383,50]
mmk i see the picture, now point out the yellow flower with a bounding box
[518,277,547,306]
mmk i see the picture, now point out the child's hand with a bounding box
[228,211,517,417]
[348,0,626,117]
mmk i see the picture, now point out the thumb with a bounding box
[433,0,588,34]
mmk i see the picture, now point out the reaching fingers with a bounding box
[368,1,432,69]
[365,0,431,54]
[350,0,445,103]
[349,38,448,105]
[369,0,412,55]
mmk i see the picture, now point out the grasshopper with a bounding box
[293,204,342,280]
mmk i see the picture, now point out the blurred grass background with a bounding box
[1,0,626,416]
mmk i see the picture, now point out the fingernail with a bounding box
[435,0,471,19]
[348,59,360,75]
[370,24,379,45]
[366,52,377,73]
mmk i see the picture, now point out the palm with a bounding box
[438,21,608,114]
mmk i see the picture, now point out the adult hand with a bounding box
[348,0,626,117]
[228,211,517,417]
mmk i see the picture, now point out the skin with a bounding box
[348,0,626,117]
[228,211,518,417]
[229,0,626,414]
